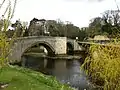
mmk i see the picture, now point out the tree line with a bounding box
[4,18,81,39]
[83,10,120,39]
[2,9,120,41]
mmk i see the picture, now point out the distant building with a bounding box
[87,35,110,44]
[28,18,50,36]
[93,35,110,41]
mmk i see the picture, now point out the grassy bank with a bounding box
[0,66,73,90]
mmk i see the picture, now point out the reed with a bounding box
[82,42,120,90]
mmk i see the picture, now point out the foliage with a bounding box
[0,0,17,67]
[87,17,103,38]
[82,43,120,90]
[85,10,120,39]
[28,19,80,39]
[47,20,80,39]
[0,66,74,90]
[46,20,63,36]
[78,27,87,41]
[65,23,79,39]
[101,10,120,38]
[6,20,28,38]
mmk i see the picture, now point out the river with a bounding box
[19,53,97,90]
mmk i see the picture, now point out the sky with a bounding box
[1,0,120,27]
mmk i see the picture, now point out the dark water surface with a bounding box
[21,54,93,90]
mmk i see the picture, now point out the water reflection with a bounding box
[21,55,90,90]
[52,59,89,89]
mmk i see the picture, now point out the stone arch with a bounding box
[22,41,55,56]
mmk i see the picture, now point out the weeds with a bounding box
[82,42,120,90]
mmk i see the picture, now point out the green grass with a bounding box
[0,66,73,90]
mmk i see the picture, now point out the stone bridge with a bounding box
[8,36,84,63]
[8,36,67,62]
[67,39,85,51]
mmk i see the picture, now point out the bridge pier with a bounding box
[21,55,27,67]
[53,37,67,55]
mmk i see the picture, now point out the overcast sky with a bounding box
[1,0,120,27]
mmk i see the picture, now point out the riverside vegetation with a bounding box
[82,41,120,90]
[1,0,120,90]
[0,0,73,90]
[81,2,120,90]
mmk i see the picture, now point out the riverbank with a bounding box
[0,66,73,90]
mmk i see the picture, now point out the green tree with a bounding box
[78,27,88,41]
[86,17,103,38]
[101,10,120,38]
[46,20,60,36]
[28,18,80,38]
[65,23,79,39]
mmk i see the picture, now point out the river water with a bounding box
[20,54,95,90]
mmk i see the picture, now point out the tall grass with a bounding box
[82,42,120,90]
[0,0,17,67]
